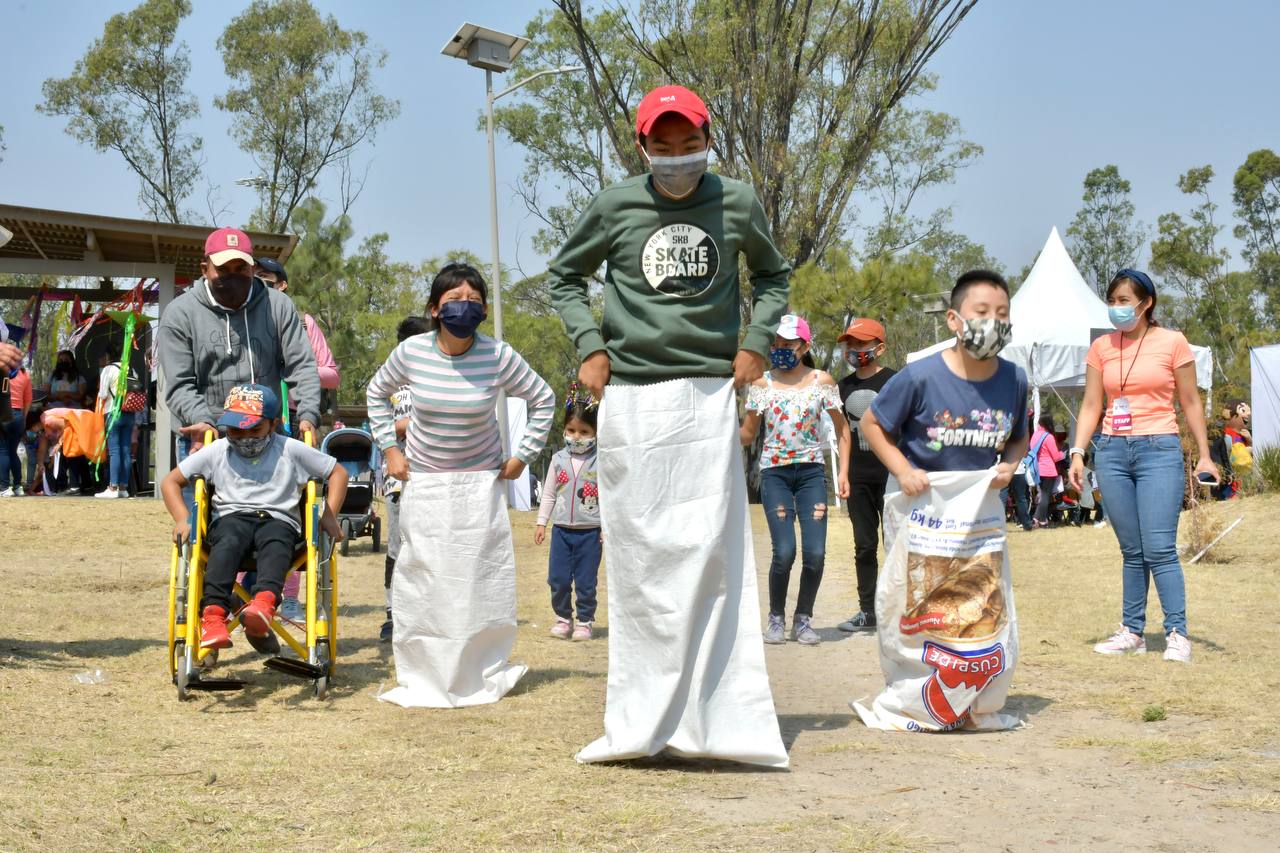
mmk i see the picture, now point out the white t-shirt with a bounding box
[98,364,121,402]
[178,433,336,531]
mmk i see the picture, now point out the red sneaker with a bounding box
[240,592,277,638]
[201,606,233,649]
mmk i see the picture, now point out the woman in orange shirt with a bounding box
[1069,269,1216,663]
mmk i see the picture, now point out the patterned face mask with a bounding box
[770,346,800,371]
[844,348,877,368]
[229,434,271,458]
[958,316,1012,360]
[564,433,596,455]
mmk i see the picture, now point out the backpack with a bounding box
[1022,431,1052,486]
[113,361,147,412]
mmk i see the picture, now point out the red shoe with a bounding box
[240,592,277,638]
[201,606,233,649]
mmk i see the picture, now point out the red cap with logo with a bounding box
[635,85,710,136]
[838,317,887,344]
[204,227,255,268]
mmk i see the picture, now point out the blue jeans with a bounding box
[760,462,828,618]
[177,435,195,511]
[1094,434,1187,636]
[1,417,23,490]
[548,526,601,623]
[107,410,136,488]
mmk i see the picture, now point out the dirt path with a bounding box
[667,520,1280,851]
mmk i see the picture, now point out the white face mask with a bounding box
[643,149,709,199]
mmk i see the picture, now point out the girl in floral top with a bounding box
[740,315,851,646]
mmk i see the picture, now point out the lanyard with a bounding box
[1117,326,1148,397]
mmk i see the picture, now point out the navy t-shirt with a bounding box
[870,352,1028,473]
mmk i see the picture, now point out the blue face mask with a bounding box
[1109,305,1139,332]
[770,346,800,371]
[437,300,485,338]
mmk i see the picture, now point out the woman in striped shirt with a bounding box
[366,263,555,707]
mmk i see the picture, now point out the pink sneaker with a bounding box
[1093,625,1146,655]
[572,623,593,642]
[1163,631,1192,663]
[550,618,572,639]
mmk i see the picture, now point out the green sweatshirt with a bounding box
[547,172,792,384]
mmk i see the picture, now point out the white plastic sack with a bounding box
[576,378,788,767]
[379,470,526,708]
[854,469,1020,732]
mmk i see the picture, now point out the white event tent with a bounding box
[907,227,1214,423]
[1250,344,1280,451]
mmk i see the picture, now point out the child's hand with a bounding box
[534,525,546,545]
[173,521,191,545]
[897,467,931,497]
[320,508,346,542]
[579,351,611,401]
[991,461,1016,490]
[836,472,850,500]
[732,349,766,389]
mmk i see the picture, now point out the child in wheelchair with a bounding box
[161,384,347,651]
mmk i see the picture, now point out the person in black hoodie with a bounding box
[157,228,320,463]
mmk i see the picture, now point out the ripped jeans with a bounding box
[760,462,828,618]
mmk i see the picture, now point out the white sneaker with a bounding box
[1094,519,1107,528]
[1163,632,1192,663]
[1093,625,1146,655]
[0,487,15,497]
[94,487,119,500]
[117,489,129,499]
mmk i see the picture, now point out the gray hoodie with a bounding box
[156,278,320,433]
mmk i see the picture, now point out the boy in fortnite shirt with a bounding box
[860,270,1028,493]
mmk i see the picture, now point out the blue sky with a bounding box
[2,0,1276,276]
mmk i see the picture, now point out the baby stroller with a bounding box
[322,428,382,556]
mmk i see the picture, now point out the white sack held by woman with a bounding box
[853,469,1020,732]
[576,378,788,767]
[378,470,526,708]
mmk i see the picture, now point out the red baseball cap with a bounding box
[204,227,255,268]
[838,318,887,344]
[635,85,710,137]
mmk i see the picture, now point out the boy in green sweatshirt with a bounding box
[548,85,791,393]
[549,85,793,768]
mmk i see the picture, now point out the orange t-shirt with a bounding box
[1085,326,1194,436]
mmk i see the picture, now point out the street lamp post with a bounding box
[442,22,583,458]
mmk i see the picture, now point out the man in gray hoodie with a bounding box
[157,227,320,456]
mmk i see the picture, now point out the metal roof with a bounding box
[0,203,297,281]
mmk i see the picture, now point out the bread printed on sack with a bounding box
[901,552,1006,640]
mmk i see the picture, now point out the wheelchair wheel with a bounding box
[371,517,381,553]
[310,535,338,700]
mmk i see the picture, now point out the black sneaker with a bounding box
[379,619,393,643]
[837,611,876,632]
[245,630,281,656]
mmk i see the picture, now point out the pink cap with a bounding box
[776,314,811,343]
[635,85,710,136]
[204,227,254,268]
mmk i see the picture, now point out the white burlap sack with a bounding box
[576,378,788,767]
[378,470,526,708]
[854,469,1020,732]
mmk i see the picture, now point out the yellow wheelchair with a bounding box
[166,433,339,700]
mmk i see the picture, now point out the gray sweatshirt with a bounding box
[156,278,320,433]
[536,447,600,529]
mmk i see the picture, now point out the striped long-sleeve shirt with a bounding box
[367,331,555,472]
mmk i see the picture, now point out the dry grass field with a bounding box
[2,491,1279,851]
